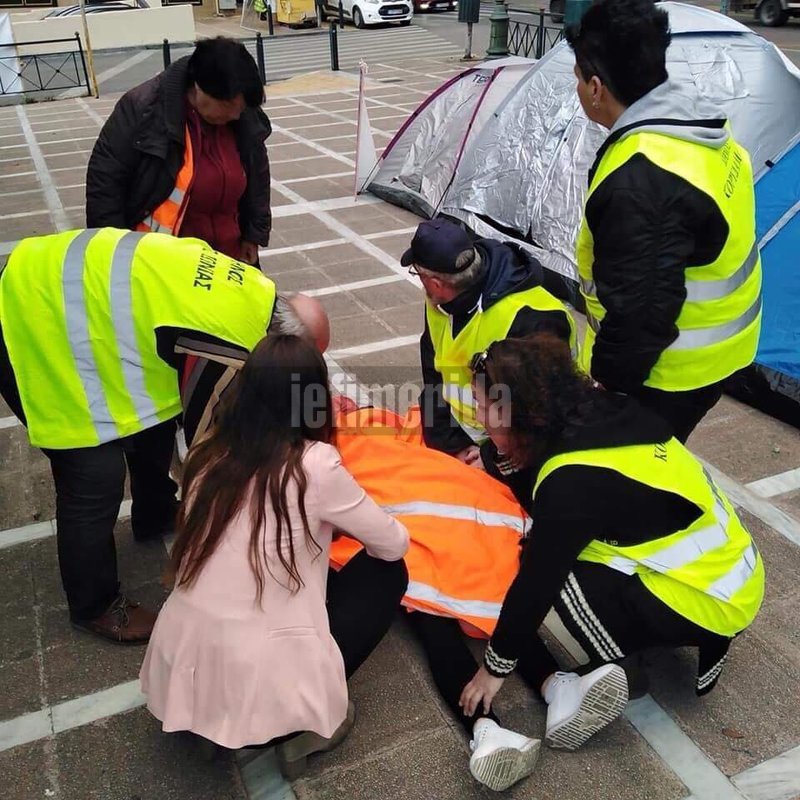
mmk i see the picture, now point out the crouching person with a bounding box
[140,336,409,776]
[461,336,765,752]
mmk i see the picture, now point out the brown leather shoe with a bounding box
[72,595,157,645]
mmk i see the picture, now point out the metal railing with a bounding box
[161,22,343,82]
[0,34,91,97]
[508,8,564,59]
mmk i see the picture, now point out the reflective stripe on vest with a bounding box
[576,131,761,392]
[533,439,765,637]
[427,285,577,441]
[136,126,194,236]
[329,405,527,637]
[1,229,276,449]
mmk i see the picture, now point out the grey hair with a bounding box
[267,294,310,340]
[417,248,484,292]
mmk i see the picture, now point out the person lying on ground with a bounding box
[404,218,575,465]
[460,335,765,753]
[140,335,409,777]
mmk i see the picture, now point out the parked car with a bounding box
[319,0,413,27]
[731,0,800,26]
[45,0,149,17]
[413,0,456,12]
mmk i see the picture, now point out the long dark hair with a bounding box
[169,335,333,599]
[473,335,597,467]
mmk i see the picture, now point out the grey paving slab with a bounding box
[690,396,800,484]
[1,738,52,800]
[272,155,343,181]
[328,205,419,235]
[315,136,357,155]
[774,489,800,518]
[0,191,51,216]
[351,280,420,312]
[54,708,247,800]
[0,437,55,532]
[290,176,356,203]
[269,217,341,249]
[56,185,87,209]
[648,513,800,776]
[1,212,52,241]
[51,167,88,188]
[0,655,42,722]
[327,311,396,351]
[380,304,425,337]
[321,256,396,283]
[2,173,40,193]
[274,266,337,293]
[374,232,416,259]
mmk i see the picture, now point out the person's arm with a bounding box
[239,115,272,254]
[313,442,410,561]
[419,314,475,455]
[85,92,143,229]
[482,467,599,676]
[506,305,573,345]
[586,157,695,393]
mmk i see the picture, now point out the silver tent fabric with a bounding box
[367,2,800,287]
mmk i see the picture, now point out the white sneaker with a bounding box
[468,718,541,792]
[543,664,629,751]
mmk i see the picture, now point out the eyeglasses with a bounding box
[469,347,491,375]
[408,264,422,277]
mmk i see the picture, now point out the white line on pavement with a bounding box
[328,334,419,359]
[745,467,800,499]
[14,106,70,232]
[0,500,132,550]
[271,123,355,167]
[306,274,405,298]
[702,459,800,547]
[0,415,21,429]
[730,743,800,800]
[270,193,381,218]
[75,97,107,127]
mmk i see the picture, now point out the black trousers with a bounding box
[632,382,724,443]
[0,321,178,621]
[407,611,558,734]
[44,419,179,621]
[327,549,409,679]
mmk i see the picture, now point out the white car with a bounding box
[320,0,413,28]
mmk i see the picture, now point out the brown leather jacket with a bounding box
[85,56,272,247]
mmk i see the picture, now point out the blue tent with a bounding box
[729,134,800,426]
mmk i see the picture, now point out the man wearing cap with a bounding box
[402,218,577,470]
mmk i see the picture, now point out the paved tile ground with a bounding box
[1,56,800,800]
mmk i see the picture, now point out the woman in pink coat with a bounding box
[140,335,409,776]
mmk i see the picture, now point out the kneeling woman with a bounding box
[461,336,765,750]
[141,336,409,775]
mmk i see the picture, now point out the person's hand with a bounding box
[240,240,260,265]
[460,665,505,717]
[455,445,481,466]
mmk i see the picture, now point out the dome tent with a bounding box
[366,1,800,422]
[367,2,800,297]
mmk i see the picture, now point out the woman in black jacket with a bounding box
[86,37,271,266]
[459,335,764,754]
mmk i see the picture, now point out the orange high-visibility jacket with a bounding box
[330,406,528,638]
[136,127,194,236]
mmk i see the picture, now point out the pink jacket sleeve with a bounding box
[311,443,409,561]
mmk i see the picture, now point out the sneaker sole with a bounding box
[470,739,541,792]
[546,665,628,751]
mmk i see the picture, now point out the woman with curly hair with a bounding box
[460,335,764,752]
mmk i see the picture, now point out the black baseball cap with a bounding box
[400,219,475,274]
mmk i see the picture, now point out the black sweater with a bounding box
[485,393,702,674]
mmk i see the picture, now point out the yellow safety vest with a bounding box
[0,228,276,449]
[426,286,577,443]
[576,131,762,391]
[533,439,765,637]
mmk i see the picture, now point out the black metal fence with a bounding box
[162,22,343,82]
[0,34,91,97]
[508,8,564,60]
